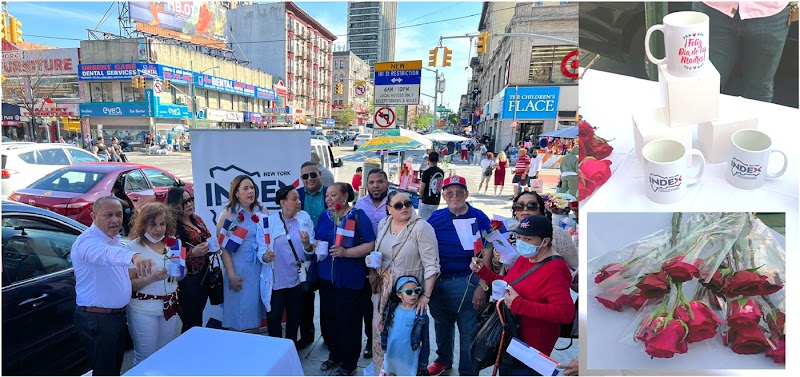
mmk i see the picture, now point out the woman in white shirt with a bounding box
[126,203,182,366]
[478,152,496,195]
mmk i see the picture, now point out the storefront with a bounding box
[2,103,24,140]
[242,112,263,128]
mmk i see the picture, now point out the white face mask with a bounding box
[144,232,165,243]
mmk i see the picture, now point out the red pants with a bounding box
[461,150,468,160]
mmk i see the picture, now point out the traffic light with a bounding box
[138,76,146,88]
[8,16,22,44]
[164,80,171,90]
[132,76,139,88]
[335,83,343,95]
[442,47,453,67]
[2,14,7,42]
[476,32,488,55]
[428,48,439,67]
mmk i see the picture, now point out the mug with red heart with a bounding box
[645,11,709,77]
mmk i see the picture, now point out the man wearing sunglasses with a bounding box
[295,161,329,350]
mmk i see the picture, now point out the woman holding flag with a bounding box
[215,175,270,332]
[315,182,376,376]
[125,203,182,366]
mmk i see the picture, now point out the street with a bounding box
[120,139,577,376]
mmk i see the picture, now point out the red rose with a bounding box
[625,292,649,312]
[766,336,785,364]
[578,174,597,201]
[727,298,762,328]
[767,310,785,337]
[727,321,769,355]
[662,255,700,283]
[644,319,689,358]
[578,120,595,144]
[700,268,726,294]
[722,270,782,298]
[164,237,177,247]
[251,214,259,223]
[594,262,625,284]
[578,138,589,162]
[595,295,625,312]
[635,314,665,343]
[636,272,670,299]
[674,301,722,343]
[588,138,614,160]
[490,220,504,230]
[334,203,342,211]
[579,158,612,187]
[237,212,245,222]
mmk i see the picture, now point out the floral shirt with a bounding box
[176,215,212,275]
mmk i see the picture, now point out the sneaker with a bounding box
[426,361,453,376]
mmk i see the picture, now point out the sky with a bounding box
[8,0,486,113]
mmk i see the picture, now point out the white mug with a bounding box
[642,139,705,204]
[726,130,787,190]
[365,251,382,269]
[315,241,329,261]
[491,280,509,301]
[645,11,709,77]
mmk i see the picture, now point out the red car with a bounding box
[8,163,193,229]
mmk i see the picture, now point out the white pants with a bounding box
[126,307,178,366]
[418,203,439,221]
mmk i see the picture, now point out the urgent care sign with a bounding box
[1,48,79,77]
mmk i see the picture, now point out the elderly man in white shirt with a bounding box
[72,196,158,376]
[311,152,335,187]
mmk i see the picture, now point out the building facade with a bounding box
[78,38,275,141]
[227,2,335,125]
[471,2,579,152]
[347,1,396,74]
[332,51,373,126]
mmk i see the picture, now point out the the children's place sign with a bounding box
[501,86,560,120]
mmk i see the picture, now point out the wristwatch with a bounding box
[479,283,490,292]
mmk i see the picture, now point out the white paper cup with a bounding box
[315,241,329,260]
[365,251,382,268]
[492,280,509,301]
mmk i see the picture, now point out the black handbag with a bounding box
[203,253,224,305]
[555,298,579,350]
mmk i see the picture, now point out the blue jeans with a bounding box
[429,274,481,375]
[693,2,791,103]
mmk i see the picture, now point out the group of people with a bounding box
[72,156,578,376]
[90,136,126,162]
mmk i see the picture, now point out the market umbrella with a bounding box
[424,129,469,142]
[385,128,433,149]
[356,134,426,153]
[172,125,189,133]
[540,126,577,138]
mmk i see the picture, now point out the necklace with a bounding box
[390,221,407,236]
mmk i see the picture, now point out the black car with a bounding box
[2,201,88,375]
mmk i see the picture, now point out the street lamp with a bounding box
[190,63,220,129]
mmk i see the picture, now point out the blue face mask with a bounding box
[516,239,543,258]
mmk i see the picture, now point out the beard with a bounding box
[369,189,388,201]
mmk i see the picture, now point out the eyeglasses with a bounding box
[512,201,539,211]
[391,200,414,210]
[399,287,423,296]
[301,172,319,180]
[443,190,467,199]
[182,197,195,205]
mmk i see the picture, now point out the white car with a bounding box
[1,143,102,199]
[353,134,373,151]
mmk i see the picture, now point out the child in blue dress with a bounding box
[380,276,430,376]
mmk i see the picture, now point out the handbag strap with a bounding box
[509,255,564,286]
[279,212,303,272]
[376,218,417,271]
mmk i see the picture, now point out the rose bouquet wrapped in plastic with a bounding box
[578,119,613,201]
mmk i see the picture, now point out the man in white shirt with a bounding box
[527,150,544,192]
[311,152,335,187]
[72,197,157,376]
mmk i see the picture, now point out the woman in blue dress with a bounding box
[216,175,269,331]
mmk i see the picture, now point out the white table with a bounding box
[579,69,798,231]
[123,327,304,376]
[586,213,785,373]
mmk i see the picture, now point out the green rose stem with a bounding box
[670,212,682,249]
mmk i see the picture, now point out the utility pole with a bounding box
[422,66,439,131]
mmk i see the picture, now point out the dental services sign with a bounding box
[501,86,560,120]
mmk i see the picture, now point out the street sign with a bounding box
[374,60,422,105]
[372,107,398,137]
[355,84,366,97]
[153,80,163,96]
[325,118,335,127]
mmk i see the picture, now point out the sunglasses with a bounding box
[513,201,539,211]
[182,197,195,205]
[301,172,319,180]
[391,200,414,210]
[399,287,423,296]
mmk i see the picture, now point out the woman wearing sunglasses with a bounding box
[370,191,439,376]
[166,187,214,333]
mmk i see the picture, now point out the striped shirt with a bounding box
[515,154,531,176]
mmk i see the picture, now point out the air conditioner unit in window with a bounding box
[174,96,187,106]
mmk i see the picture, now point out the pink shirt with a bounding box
[703,1,789,20]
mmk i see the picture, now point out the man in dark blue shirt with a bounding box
[426,175,495,376]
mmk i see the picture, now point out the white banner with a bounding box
[190,129,310,229]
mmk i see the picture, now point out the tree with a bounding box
[335,106,357,127]
[411,113,433,131]
[448,113,460,126]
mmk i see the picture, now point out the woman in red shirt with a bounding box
[470,215,574,375]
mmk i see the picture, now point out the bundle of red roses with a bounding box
[578,120,613,201]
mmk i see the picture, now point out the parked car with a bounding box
[324,135,340,146]
[353,133,373,151]
[8,163,192,229]
[2,201,88,375]
[346,131,357,140]
[1,143,102,199]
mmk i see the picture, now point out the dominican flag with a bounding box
[471,221,484,256]
[335,218,356,247]
[167,239,186,277]
[218,219,249,253]
[375,150,389,156]
[258,213,271,245]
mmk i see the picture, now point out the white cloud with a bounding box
[11,3,104,24]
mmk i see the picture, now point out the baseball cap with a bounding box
[442,175,467,190]
[512,215,553,239]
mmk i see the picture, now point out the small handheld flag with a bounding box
[335,218,356,248]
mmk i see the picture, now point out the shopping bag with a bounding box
[469,300,522,371]
[530,179,543,193]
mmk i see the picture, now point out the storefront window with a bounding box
[37,76,79,99]
[90,82,115,102]
[121,82,145,102]
[529,45,576,84]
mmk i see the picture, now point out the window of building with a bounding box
[121,82,145,102]
[529,45,576,84]
[35,76,80,100]
[89,82,115,102]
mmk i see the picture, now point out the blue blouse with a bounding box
[315,207,376,290]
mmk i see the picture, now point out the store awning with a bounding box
[60,117,81,132]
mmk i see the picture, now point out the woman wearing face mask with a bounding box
[125,203,181,366]
[216,175,269,332]
[470,215,575,375]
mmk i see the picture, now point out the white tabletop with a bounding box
[579,69,798,225]
[585,212,785,373]
[123,327,304,376]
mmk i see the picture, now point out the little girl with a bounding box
[380,276,429,376]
